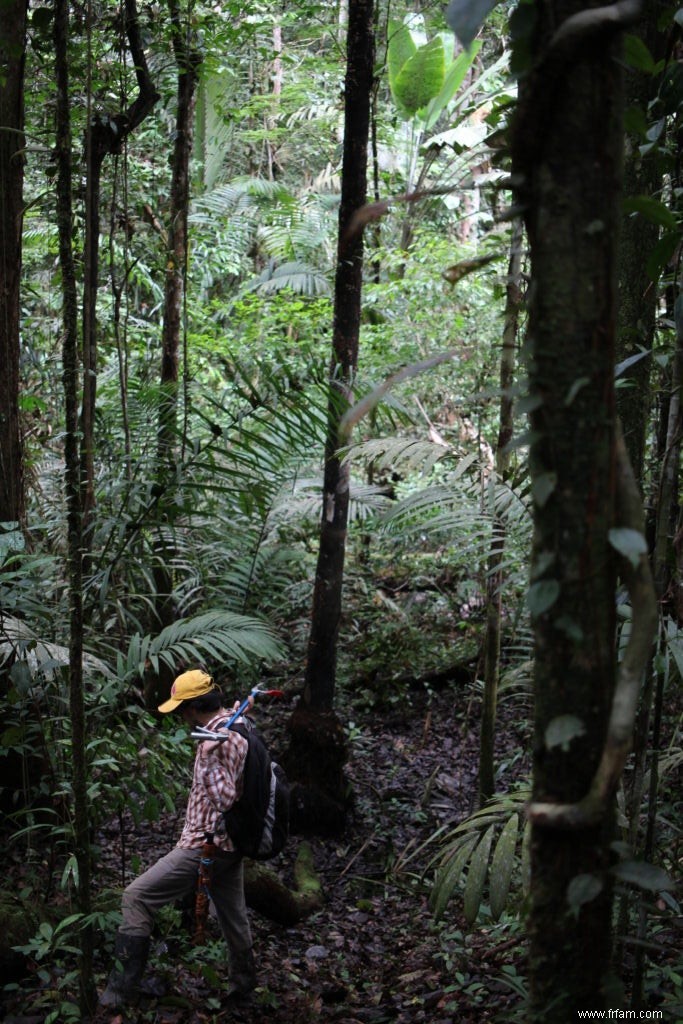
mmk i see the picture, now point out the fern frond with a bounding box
[125,610,283,680]
[242,261,332,297]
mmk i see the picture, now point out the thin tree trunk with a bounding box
[53,0,95,1011]
[153,0,201,631]
[478,219,523,804]
[511,6,631,1016]
[80,0,158,550]
[0,0,27,530]
[158,0,200,461]
[302,0,374,712]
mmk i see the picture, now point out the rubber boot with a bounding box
[99,932,150,1009]
[223,947,257,1005]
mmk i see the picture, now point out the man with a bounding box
[99,668,256,1009]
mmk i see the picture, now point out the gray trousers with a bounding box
[120,846,252,956]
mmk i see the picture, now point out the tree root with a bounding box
[244,841,323,925]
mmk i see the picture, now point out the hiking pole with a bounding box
[193,832,216,946]
[190,687,284,743]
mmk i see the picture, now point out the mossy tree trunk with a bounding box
[511,5,631,1017]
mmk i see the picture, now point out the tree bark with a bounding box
[511,5,633,1016]
[302,0,374,713]
[0,0,27,530]
[158,0,201,463]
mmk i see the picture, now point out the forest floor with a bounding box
[4,677,679,1024]
[90,684,530,1024]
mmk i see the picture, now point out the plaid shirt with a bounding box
[177,711,248,853]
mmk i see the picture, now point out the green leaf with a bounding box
[531,472,556,508]
[387,20,417,96]
[463,824,495,924]
[430,832,479,921]
[608,527,647,568]
[610,860,674,891]
[421,41,482,131]
[545,714,586,752]
[392,36,446,119]
[526,580,559,617]
[623,195,678,231]
[489,813,519,921]
[445,0,500,49]
[646,231,679,282]
[567,873,604,918]
[623,34,658,73]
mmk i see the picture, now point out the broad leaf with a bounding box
[623,195,678,231]
[567,873,604,918]
[445,0,500,49]
[421,41,482,131]
[489,813,519,921]
[392,36,446,119]
[526,579,559,617]
[545,714,586,752]
[387,20,417,98]
[608,527,647,568]
[611,860,674,891]
[464,823,495,924]
[431,832,479,921]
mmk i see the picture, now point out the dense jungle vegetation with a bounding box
[0,0,681,1021]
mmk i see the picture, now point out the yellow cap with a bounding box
[158,669,215,713]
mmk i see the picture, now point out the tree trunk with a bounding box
[287,0,373,823]
[0,0,27,530]
[79,0,159,550]
[153,0,201,631]
[53,0,95,1012]
[478,219,523,804]
[158,0,201,462]
[302,0,374,712]
[512,8,629,1017]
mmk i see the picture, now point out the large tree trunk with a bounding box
[53,0,95,1012]
[302,0,374,712]
[0,0,27,530]
[511,7,632,1017]
[288,0,374,825]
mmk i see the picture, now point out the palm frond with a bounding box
[429,786,531,924]
[0,615,115,679]
[242,260,331,297]
[121,610,283,681]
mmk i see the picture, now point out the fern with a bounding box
[121,610,283,681]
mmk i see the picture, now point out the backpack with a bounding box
[221,719,290,860]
